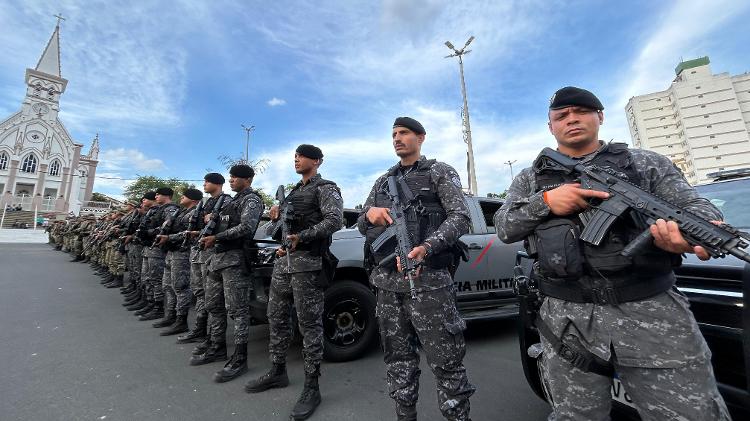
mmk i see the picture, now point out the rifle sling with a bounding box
[534,315,614,377]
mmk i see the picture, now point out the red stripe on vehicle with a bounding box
[471,237,495,268]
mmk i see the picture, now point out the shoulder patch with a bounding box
[451,175,462,189]
[329,189,342,202]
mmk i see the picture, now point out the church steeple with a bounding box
[35,18,63,78]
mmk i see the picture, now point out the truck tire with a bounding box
[323,280,377,362]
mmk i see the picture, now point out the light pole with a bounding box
[504,159,517,180]
[241,124,255,163]
[445,36,478,195]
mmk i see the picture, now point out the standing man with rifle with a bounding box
[357,118,474,421]
[125,193,156,312]
[495,86,730,420]
[180,174,231,352]
[135,187,180,322]
[245,144,343,421]
[194,165,263,384]
[153,188,204,335]
[121,199,145,301]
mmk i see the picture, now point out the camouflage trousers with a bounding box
[127,244,144,286]
[190,248,207,317]
[267,270,324,375]
[107,242,125,276]
[162,250,193,316]
[142,253,166,302]
[539,323,731,421]
[377,285,475,421]
[205,262,251,345]
[73,237,84,256]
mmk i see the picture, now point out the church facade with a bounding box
[0,22,98,215]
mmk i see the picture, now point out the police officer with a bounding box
[126,193,157,312]
[245,144,343,421]
[194,165,264,383]
[153,188,203,335]
[135,187,180,322]
[357,117,475,421]
[122,200,145,302]
[495,86,730,420]
[179,174,231,351]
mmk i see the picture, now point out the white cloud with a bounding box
[606,0,750,144]
[99,148,165,172]
[267,97,287,107]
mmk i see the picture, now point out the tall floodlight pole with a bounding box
[241,124,255,163]
[445,36,478,195]
[504,159,517,180]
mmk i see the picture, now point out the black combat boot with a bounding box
[192,337,211,356]
[396,404,417,421]
[123,290,142,305]
[290,372,322,420]
[126,296,148,311]
[213,343,248,383]
[106,275,124,288]
[189,341,227,366]
[176,314,207,343]
[161,314,189,336]
[152,310,176,328]
[100,274,114,285]
[244,363,289,393]
[70,254,83,262]
[139,301,164,321]
[133,301,154,315]
[120,282,136,294]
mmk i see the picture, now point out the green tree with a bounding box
[487,191,508,199]
[89,192,110,202]
[123,176,194,203]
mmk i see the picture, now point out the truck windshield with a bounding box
[696,178,750,229]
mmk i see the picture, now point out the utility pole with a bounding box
[445,36,478,195]
[241,124,255,163]
[504,159,517,180]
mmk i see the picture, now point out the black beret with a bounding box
[393,116,426,135]
[296,144,323,160]
[549,86,604,111]
[183,188,203,201]
[155,187,174,197]
[204,172,225,185]
[143,191,156,200]
[229,164,255,179]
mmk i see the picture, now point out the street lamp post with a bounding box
[445,36,478,195]
[241,124,255,163]
[504,159,517,180]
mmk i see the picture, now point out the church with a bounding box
[0,20,99,216]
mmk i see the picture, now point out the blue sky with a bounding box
[1,0,749,205]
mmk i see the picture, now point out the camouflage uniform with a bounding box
[163,206,196,316]
[494,143,730,421]
[205,188,263,345]
[191,195,230,327]
[140,203,179,303]
[267,174,343,375]
[357,157,475,421]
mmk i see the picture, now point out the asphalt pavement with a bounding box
[0,243,551,421]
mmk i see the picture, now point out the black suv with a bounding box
[518,171,750,419]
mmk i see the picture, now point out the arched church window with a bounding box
[49,159,61,176]
[21,154,37,173]
[0,151,8,170]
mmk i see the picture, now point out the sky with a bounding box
[1,0,749,206]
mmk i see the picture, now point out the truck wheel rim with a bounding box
[325,298,366,347]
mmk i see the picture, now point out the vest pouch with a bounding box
[582,233,632,274]
[534,218,583,280]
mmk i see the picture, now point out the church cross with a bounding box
[54,13,66,26]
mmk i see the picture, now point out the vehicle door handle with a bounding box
[467,243,483,250]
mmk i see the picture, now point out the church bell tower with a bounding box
[21,19,68,125]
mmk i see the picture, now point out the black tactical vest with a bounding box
[285,177,339,254]
[365,159,454,270]
[531,143,678,304]
[215,188,261,252]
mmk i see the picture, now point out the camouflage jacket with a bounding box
[273,174,344,274]
[494,142,722,367]
[358,156,470,292]
[209,187,264,271]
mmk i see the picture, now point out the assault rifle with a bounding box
[370,175,419,299]
[151,206,180,249]
[537,147,750,263]
[197,195,227,249]
[181,199,203,251]
[272,185,295,268]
